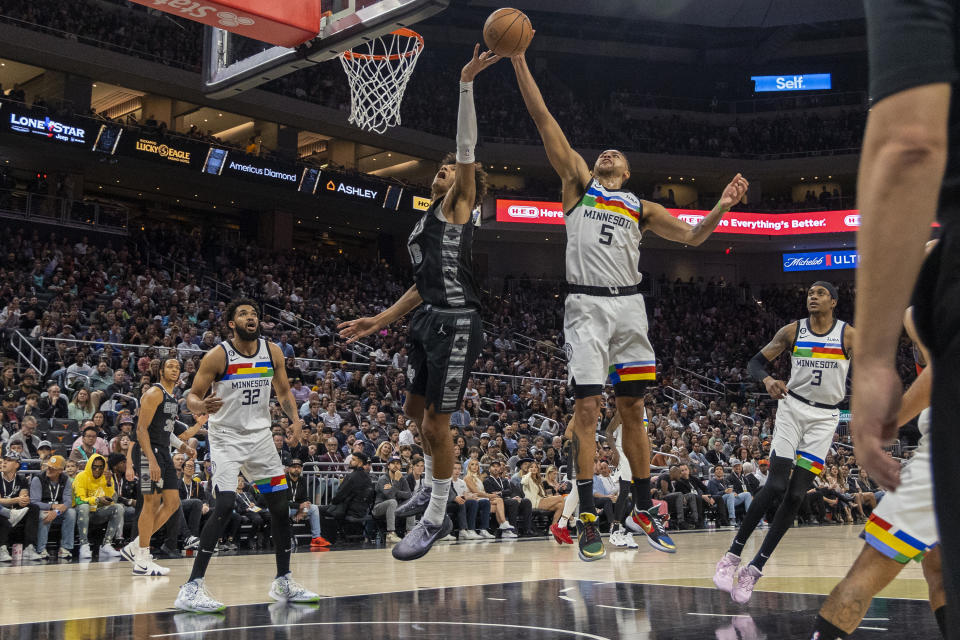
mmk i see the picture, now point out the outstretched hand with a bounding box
[461,44,501,82]
[718,173,749,210]
[337,316,380,344]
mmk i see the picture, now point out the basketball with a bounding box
[483,8,533,57]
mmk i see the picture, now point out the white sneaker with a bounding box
[184,536,200,550]
[439,534,457,542]
[39,548,50,560]
[621,532,639,549]
[175,579,226,613]
[501,529,518,539]
[609,530,625,547]
[133,550,170,576]
[100,543,122,559]
[498,521,513,530]
[58,547,72,560]
[120,538,140,562]
[78,544,92,560]
[478,530,495,539]
[461,530,480,540]
[22,544,43,561]
[0,546,11,562]
[269,574,321,603]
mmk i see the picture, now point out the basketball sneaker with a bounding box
[550,523,573,545]
[0,546,11,562]
[626,507,677,553]
[621,531,639,549]
[575,513,605,562]
[731,564,762,604]
[609,527,626,548]
[174,578,226,613]
[120,537,140,562]
[392,515,452,561]
[713,552,741,593]
[395,486,432,518]
[132,549,170,576]
[269,574,321,603]
[310,536,330,548]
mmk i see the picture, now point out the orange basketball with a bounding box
[482,8,533,58]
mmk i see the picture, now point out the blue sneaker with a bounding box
[391,516,452,561]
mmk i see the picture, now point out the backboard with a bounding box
[202,0,448,99]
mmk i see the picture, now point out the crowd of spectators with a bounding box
[0,1,868,160]
[0,219,921,560]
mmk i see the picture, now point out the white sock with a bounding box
[423,477,450,525]
[562,491,579,520]
[558,516,568,529]
[423,454,434,484]
[135,546,150,563]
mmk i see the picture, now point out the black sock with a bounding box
[934,606,946,638]
[810,614,848,640]
[729,537,746,557]
[271,515,292,579]
[614,480,633,524]
[751,551,771,571]
[576,479,595,518]
[631,477,653,511]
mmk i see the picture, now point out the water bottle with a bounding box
[707,519,716,531]
[11,544,22,561]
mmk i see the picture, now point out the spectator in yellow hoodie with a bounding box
[72,453,124,560]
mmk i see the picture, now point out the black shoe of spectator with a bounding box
[158,544,181,558]
[680,522,697,530]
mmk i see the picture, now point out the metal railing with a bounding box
[674,366,728,397]
[663,386,707,411]
[10,330,47,376]
[203,275,234,302]
[0,188,128,235]
[265,303,318,332]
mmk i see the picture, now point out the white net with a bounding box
[339,29,424,134]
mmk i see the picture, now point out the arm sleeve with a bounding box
[747,351,772,383]
[456,82,477,164]
[865,0,958,104]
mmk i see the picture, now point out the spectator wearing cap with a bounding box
[0,451,43,561]
[8,415,41,459]
[15,373,39,403]
[36,441,53,464]
[317,451,372,543]
[109,415,135,450]
[72,452,124,559]
[752,458,769,490]
[286,459,327,548]
[373,456,412,544]
[30,454,75,559]
[1,391,20,432]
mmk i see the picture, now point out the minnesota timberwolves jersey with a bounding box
[565,179,643,287]
[406,197,479,308]
[210,338,275,435]
[147,383,179,449]
[788,318,851,406]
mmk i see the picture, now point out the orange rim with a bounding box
[341,28,424,61]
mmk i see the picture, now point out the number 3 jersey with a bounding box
[788,318,851,406]
[565,179,644,288]
[209,338,275,435]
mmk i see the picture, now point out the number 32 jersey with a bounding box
[788,318,851,406]
[209,338,275,435]
[565,179,644,288]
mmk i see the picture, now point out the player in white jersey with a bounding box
[714,281,856,604]
[809,304,945,639]
[174,298,319,613]
[511,49,748,562]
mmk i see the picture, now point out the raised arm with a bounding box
[337,284,423,344]
[443,45,501,224]
[642,173,749,246]
[747,322,798,400]
[511,53,591,205]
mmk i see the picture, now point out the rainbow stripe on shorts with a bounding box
[608,360,656,384]
[252,475,288,494]
[795,450,824,475]
[862,513,933,563]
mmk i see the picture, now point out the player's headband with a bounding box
[811,280,838,300]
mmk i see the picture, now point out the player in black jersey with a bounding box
[339,45,500,561]
[120,358,193,576]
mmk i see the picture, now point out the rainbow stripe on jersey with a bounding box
[252,475,288,494]
[795,450,824,475]
[792,340,847,360]
[583,184,641,223]
[608,360,656,384]
[863,513,934,563]
[222,361,274,381]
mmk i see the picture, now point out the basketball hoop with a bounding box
[339,28,424,134]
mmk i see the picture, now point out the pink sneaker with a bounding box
[731,564,762,604]
[713,552,741,593]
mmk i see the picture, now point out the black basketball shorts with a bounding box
[137,445,178,495]
[407,305,482,414]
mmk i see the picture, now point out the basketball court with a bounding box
[0,527,936,639]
